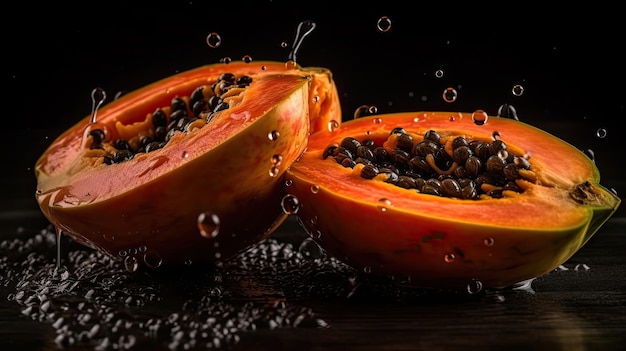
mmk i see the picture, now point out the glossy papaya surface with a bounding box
[35,61,340,267]
[285,111,621,289]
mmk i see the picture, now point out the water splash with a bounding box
[288,20,316,64]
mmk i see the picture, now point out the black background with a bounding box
[3,1,624,217]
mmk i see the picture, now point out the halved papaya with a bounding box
[285,111,620,289]
[35,61,340,267]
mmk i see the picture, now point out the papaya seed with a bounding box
[331,129,533,200]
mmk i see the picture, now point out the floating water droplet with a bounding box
[242,54,252,63]
[483,237,495,246]
[442,87,457,103]
[444,253,456,263]
[280,41,288,48]
[377,198,392,212]
[363,266,372,274]
[206,32,222,48]
[220,56,232,64]
[143,250,163,268]
[271,154,283,166]
[435,69,444,78]
[511,84,524,96]
[90,87,106,124]
[376,16,392,32]
[198,212,220,238]
[285,179,293,187]
[467,279,483,294]
[327,120,340,132]
[281,194,300,214]
[310,184,320,194]
[288,20,316,63]
[269,166,280,177]
[353,105,378,119]
[596,128,607,139]
[268,130,280,141]
[497,104,519,120]
[472,110,489,125]
[124,256,139,273]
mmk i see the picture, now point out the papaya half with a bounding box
[34,61,340,268]
[284,111,620,289]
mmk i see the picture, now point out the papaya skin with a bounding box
[35,61,341,266]
[285,111,620,289]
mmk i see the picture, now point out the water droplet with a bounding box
[55,226,63,270]
[467,279,484,294]
[90,87,107,124]
[435,69,444,78]
[206,32,222,48]
[442,87,457,103]
[584,148,595,163]
[497,104,519,120]
[376,16,392,32]
[124,256,139,273]
[182,151,189,159]
[377,198,392,212]
[143,250,163,268]
[444,253,456,263]
[310,184,320,194]
[271,154,283,166]
[285,60,298,70]
[353,105,378,119]
[492,131,501,140]
[327,120,340,132]
[198,212,220,238]
[472,110,489,125]
[373,117,383,124]
[281,194,300,214]
[596,128,607,138]
[284,179,293,187]
[118,249,128,257]
[363,266,372,274]
[512,84,524,96]
[288,20,316,63]
[299,238,324,259]
[280,41,288,48]
[261,65,267,71]
[184,259,193,266]
[483,237,495,246]
[269,166,280,177]
[242,54,252,63]
[268,130,280,141]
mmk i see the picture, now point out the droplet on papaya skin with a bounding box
[269,166,280,177]
[444,253,456,263]
[268,130,280,141]
[198,212,220,239]
[327,120,339,132]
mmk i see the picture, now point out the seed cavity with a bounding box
[325,128,533,200]
[87,73,253,165]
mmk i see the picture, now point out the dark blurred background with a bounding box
[3,2,624,217]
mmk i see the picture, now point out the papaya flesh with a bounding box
[35,61,340,267]
[285,111,621,289]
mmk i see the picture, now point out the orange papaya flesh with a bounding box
[35,61,341,267]
[285,111,620,289]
